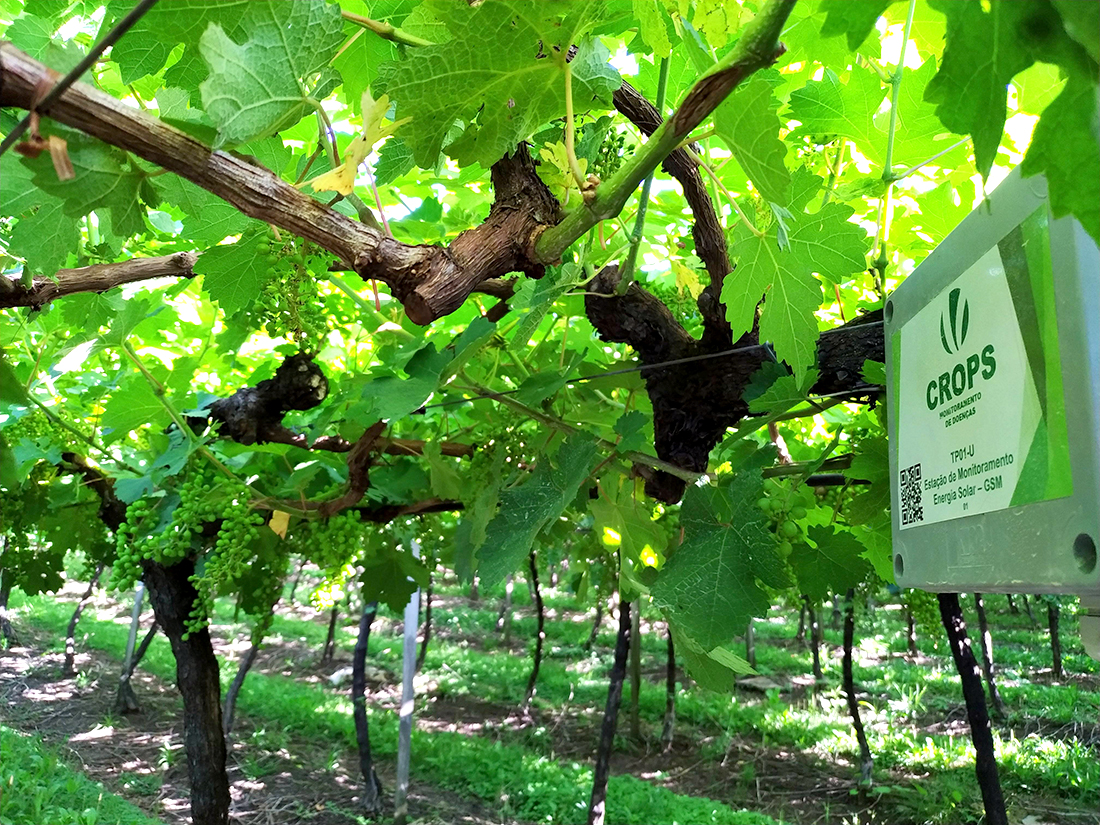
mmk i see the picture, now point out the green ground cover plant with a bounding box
[0,724,160,825]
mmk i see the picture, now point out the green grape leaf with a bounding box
[100,295,153,349]
[110,0,250,83]
[789,167,825,212]
[788,69,884,162]
[747,368,819,415]
[705,644,755,676]
[375,2,619,167]
[882,57,966,171]
[40,506,108,557]
[1021,76,1100,245]
[670,625,753,692]
[923,0,1084,179]
[0,352,30,407]
[650,455,790,651]
[198,0,345,147]
[194,233,268,316]
[590,475,666,577]
[819,0,898,50]
[852,518,894,582]
[724,204,867,381]
[375,138,417,187]
[30,135,146,239]
[477,435,598,586]
[424,440,464,501]
[1,542,64,596]
[6,12,84,72]
[101,370,170,443]
[0,432,17,489]
[511,263,581,345]
[693,0,746,49]
[613,410,650,454]
[157,174,251,244]
[61,291,126,332]
[11,200,80,278]
[360,545,428,613]
[462,440,503,556]
[354,345,453,423]
[1052,0,1100,62]
[789,525,872,602]
[0,152,44,216]
[331,24,398,117]
[861,359,887,386]
[633,0,672,58]
[714,74,791,205]
[846,435,891,525]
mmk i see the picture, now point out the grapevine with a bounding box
[758,478,813,559]
[111,460,264,637]
[590,128,632,180]
[255,228,329,350]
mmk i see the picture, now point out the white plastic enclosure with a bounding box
[884,169,1100,657]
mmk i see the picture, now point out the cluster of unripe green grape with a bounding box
[111,461,264,637]
[592,129,631,180]
[286,510,364,576]
[757,481,813,559]
[814,484,852,514]
[185,479,264,636]
[255,227,328,348]
[647,281,702,320]
[2,409,86,453]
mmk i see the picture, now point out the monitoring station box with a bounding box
[884,168,1100,656]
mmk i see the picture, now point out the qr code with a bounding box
[900,463,923,525]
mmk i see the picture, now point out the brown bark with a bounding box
[321,606,339,664]
[1047,599,1064,678]
[523,551,545,710]
[842,589,873,784]
[222,641,258,738]
[0,252,198,309]
[805,596,823,680]
[416,572,432,673]
[1023,593,1037,627]
[938,593,1008,825]
[612,81,730,341]
[0,577,16,646]
[973,593,1006,720]
[143,560,230,825]
[353,600,384,814]
[0,44,559,325]
[586,265,883,501]
[629,601,642,739]
[587,599,631,825]
[584,598,603,652]
[63,563,104,675]
[660,628,676,753]
[116,621,158,714]
[496,574,514,643]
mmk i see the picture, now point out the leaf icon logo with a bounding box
[939,288,969,355]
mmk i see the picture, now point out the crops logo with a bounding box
[939,288,969,355]
[926,286,995,412]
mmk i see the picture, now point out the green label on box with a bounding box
[896,207,1073,529]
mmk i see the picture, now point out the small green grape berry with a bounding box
[781,520,800,539]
